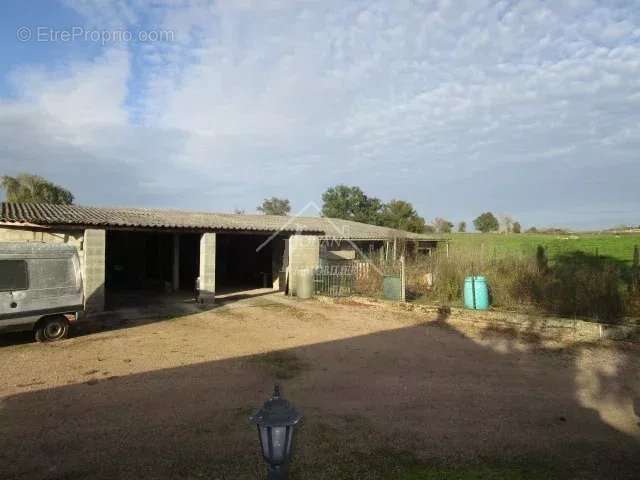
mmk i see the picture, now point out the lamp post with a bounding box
[251,384,302,480]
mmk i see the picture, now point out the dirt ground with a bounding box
[0,290,639,479]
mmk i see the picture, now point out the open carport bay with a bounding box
[105,230,201,307]
[0,294,638,479]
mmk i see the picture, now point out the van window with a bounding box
[28,258,77,290]
[0,260,28,291]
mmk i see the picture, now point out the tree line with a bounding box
[255,186,426,232]
[257,185,524,235]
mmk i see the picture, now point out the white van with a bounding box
[0,242,84,342]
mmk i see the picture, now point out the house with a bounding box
[0,202,441,312]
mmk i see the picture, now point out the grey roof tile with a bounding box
[0,202,439,241]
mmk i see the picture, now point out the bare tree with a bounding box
[434,217,454,233]
[498,214,514,233]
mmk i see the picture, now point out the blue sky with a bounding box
[0,0,638,230]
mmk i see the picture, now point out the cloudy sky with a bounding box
[0,0,638,229]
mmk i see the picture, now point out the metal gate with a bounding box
[313,258,406,300]
[313,265,355,297]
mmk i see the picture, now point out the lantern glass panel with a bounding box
[286,426,294,457]
[259,426,269,459]
[270,426,287,464]
[259,426,288,464]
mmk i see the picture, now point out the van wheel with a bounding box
[35,316,69,343]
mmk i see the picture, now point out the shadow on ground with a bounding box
[0,305,638,480]
[0,288,277,348]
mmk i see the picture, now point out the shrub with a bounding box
[403,246,635,323]
[541,252,625,322]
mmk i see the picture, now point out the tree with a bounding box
[1,173,73,204]
[526,226,538,233]
[233,207,245,214]
[498,214,515,233]
[512,221,522,234]
[257,197,291,216]
[473,212,499,233]
[379,199,426,233]
[434,217,454,233]
[458,221,466,233]
[321,185,382,225]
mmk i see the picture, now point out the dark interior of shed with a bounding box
[215,233,274,291]
[105,230,200,295]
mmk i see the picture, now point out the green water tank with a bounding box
[383,275,402,301]
[464,276,490,310]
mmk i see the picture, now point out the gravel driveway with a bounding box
[0,291,638,479]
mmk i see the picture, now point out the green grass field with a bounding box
[443,232,640,264]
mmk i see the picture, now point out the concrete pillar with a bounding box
[83,229,106,313]
[271,237,285,291]
[172,233,180,291]
[288,234,319,296]
[198,232,216,303]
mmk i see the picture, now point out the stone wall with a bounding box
[354,298,640,344]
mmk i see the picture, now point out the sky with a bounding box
[0,0,638,230]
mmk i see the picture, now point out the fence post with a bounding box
[400,254,406,302]
[632,245,640,294]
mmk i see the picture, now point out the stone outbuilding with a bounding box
[0,203,440,312]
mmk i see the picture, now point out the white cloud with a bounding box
[0,0,639,228]
[7,48,130,129]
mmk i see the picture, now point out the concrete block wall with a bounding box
[199,232,216,303]
[0,227,83,249]
[288,234,320,295]
[83,229,106,313]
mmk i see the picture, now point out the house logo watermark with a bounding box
[16,26,175,45]
[255,201,386,276]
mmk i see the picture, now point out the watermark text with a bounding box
[17,26,174,45]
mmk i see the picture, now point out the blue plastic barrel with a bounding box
[464,276,490,310]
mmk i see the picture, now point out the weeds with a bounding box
[405,246,640,324]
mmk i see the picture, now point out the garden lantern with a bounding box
[250,384,302,480]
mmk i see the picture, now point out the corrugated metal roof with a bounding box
[0,202,439,241]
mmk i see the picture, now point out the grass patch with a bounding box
[445,233,640,265]
[293,443,561,480]
[400,463,560,480]
[250,350,308,380]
